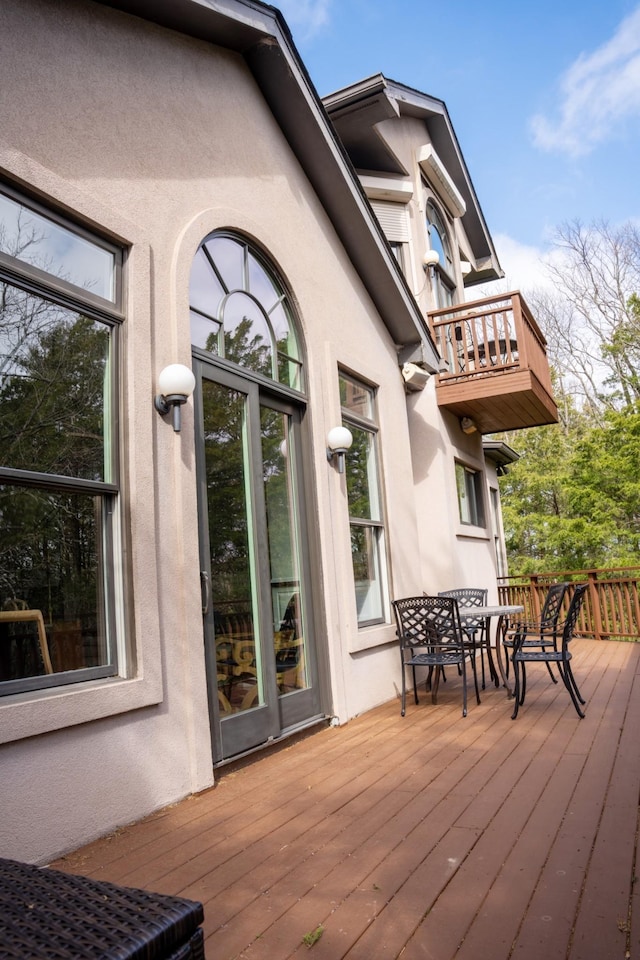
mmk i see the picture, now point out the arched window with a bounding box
[189,233,303,390]
[426,201,453,276]
[426,201,455,309]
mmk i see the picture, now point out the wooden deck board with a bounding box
[53,638,640,960]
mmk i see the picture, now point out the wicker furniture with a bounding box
[0,858,205,959]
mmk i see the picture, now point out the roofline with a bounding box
[482,440,520,466]
[95,1,441,369]
[323,74,504,283]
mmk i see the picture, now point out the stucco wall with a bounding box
[0,0,425,862]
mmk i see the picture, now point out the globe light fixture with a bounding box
[154,363,196,433]
[326,425,353,474]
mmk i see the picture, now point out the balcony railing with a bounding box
[498,567,640,642]
[428,291,558,433]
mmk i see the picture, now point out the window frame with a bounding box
[455,460,486,529]
[0,182,123,697]
[490,486,508,578]
[189,231,304,394]
[426,197,456,308]
[339,371,389,628]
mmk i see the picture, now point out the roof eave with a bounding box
[95,1,440,368]
[324,75,504,279]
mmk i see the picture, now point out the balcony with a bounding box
[428,292,559,434]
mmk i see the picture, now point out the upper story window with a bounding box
[340,372,389,627]
[426,200,455,309]
[455,461,485,528]
[0,184,123,696]
[190,233,303,391]
[370,200,411,282]
[490,486,507,578]
[389,241,407,276]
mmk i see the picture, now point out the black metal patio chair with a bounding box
[503,581,568,683]
[438,587,490,688]
[392,595,480,718]
[510,583,588,719]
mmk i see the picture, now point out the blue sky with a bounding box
[277,0,640,289]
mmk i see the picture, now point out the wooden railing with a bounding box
[429,291,554,396]
[498,567,640,641]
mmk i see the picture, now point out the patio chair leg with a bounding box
[432,665,442,704]
[545,661,559,683]
[511,660,521,719]
[570,667,585,705]
[558,664,585,718]
[519,663,527,705]
[467,648,481,705]
[563,661,586,706]
[461,659,468,718]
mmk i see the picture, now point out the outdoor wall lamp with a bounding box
[154,363,196,433]
[460,416,478,435]
[422,249,440,271]
[326,425,353,474]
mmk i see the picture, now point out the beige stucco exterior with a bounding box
[0,0,512,865]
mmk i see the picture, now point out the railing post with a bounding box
[588,570,603,641]
[530,575,541,619]
[511,294,527,369]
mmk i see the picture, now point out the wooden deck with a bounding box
[53,637,640,960]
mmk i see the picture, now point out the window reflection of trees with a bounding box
[0,289,108,479]
[190,234,302,390]
[345,426,374,521]
[0,220,114,684]
[203,382,250,608]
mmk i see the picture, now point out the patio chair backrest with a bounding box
[438,587,487,628]
[393,595,464,653]
[392,595,473,717]
[540,582,569,629]
[561,583,588,649]
[438,587,487,606]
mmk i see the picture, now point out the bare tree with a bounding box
[532,220,640,414]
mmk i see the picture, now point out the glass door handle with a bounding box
[200,570,211,616]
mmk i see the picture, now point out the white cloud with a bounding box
[472,233,557,298]
[276,1,332,41]
[531,5,640,156]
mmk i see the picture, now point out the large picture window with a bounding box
[340,372,388,626]
[0,184,122,695]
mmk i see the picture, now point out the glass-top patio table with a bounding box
[457,603,524,698]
